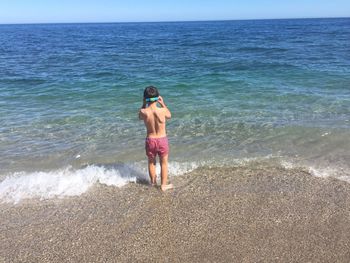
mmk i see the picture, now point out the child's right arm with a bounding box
[138,99,146,120]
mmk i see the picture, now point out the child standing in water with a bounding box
[139,86,174,191]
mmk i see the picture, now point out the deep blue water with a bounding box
[0,18,349,177]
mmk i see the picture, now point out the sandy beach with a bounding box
[1,165,350,262]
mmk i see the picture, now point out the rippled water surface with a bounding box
[0,18,349,181]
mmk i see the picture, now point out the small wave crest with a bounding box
[2,158,348,204]
[281,160,350,183]
[0,165,139,204]
[0,162,199,204]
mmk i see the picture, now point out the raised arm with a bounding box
[138,98,147,120]
[158,96,171,119]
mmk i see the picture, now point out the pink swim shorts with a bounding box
[145,137,169,159]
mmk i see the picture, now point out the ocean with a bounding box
[0,18,349,203]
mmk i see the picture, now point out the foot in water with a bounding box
[161,184,174,192]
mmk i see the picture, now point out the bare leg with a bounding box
[148,157,157,185]
[160,155,173,191]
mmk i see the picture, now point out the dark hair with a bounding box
[143,86,159,99]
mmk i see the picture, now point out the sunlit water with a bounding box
[0,18,349,203]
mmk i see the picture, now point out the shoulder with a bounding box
[157,107,168,114]
[141,107,151,113]
[139,108,148,118]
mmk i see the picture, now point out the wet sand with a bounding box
[1,165,350,262]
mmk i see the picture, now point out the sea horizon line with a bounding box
[0,16,349,26]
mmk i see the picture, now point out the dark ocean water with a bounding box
[0,18,349,203]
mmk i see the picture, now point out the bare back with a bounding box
[141,104,167,138]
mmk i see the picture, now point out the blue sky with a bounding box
[0,0,349,24]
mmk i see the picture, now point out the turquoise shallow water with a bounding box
[0,18,350,201]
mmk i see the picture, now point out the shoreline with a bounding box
[1,166,350,262]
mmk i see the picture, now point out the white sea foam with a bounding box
[0,165,138,204]
[280,160,295,170]
[308,166,350,182]
[2,158,348,205]
[281,160,350,183]
[165,161,200,175]
[0,162,200,204]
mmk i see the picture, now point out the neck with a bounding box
[148,102,157,108]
